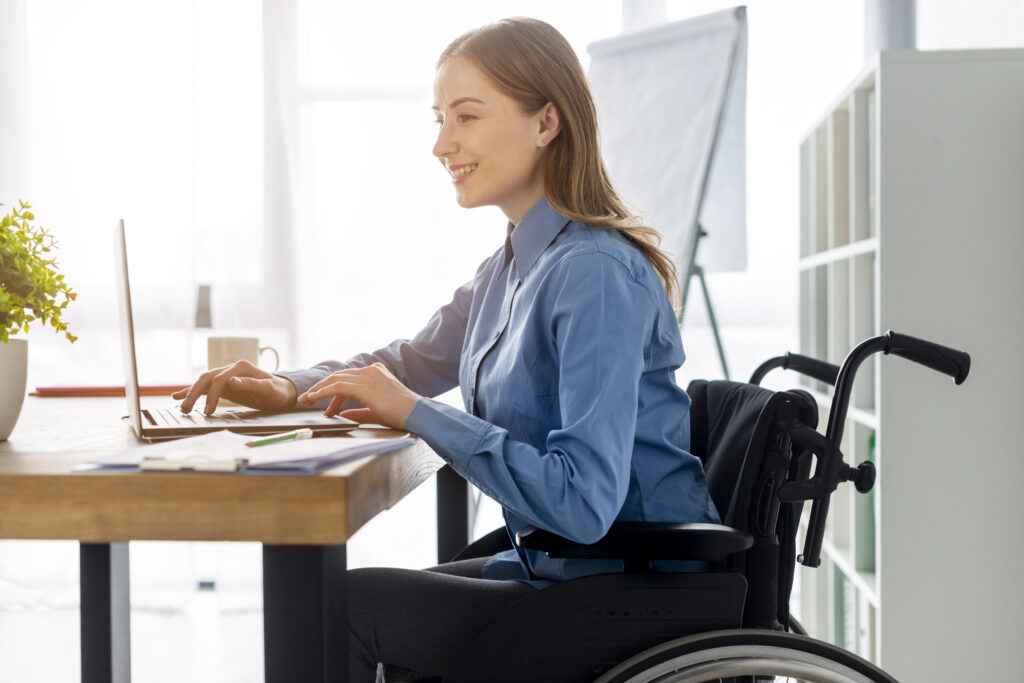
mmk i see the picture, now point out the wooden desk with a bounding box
[0,397,466,682]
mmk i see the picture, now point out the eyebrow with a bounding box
[431,96,486,111]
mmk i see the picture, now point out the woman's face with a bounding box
[432,57,556,225]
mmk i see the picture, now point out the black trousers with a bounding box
[348,557,538,682]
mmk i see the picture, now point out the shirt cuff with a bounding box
[274,368,331,410]
[404,398,492,468]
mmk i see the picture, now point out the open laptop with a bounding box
[115,220,358,440]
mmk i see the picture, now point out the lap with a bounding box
[348,558,535,680]
[423,556,490,578]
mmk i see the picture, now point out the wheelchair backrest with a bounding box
[687,379,818,629]
[687,380,774,518]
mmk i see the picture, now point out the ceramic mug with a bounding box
[207,337,280,372]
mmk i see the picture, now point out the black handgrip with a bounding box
[884,331,971,385]
[784,353,841,386]
[749,353,840,386]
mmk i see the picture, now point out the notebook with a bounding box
[114,219,358,440]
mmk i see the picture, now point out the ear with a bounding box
[537,102,561,147]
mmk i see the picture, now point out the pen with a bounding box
[246,428,314,448]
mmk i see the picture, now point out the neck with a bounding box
[503,185,546,228]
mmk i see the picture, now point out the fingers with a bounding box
[227,375,269,396]
[178,360,264,414]
[299,381,353,410]
[324,395,346,418]
[203,360,261,414]
[179,374,213,413]
[302,369,357,401]
[299,364,388,405]
[298,375,351,405]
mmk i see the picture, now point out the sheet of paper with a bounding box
[76,429,415,472]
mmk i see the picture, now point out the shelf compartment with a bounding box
[827,109,850,249]
[827,259,851,369]
[851,422,877,575]
[800,139,812,259]
[798,237,877,270]
[849,87,873,243]
[810,124,829,253]
[825,419,853,550]
[857,591,878,662]
[813,265,828,394]
[833,564,857,653]
[851,252,877,410]
[820,534,878,606]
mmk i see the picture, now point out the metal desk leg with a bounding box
[80,542,131,683]
[436,465,470,564]
[262,544,347,683]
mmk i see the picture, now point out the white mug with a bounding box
[207,336,280,372]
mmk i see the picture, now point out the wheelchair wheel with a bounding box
[594,629,897,683]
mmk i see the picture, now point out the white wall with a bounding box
[917,0,1024,49]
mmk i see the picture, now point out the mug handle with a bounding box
[259,346,280,372]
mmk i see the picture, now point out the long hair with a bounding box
[438,17,681,309]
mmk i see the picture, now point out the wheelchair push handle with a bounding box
[796,330,970,568]
[883,331,971,385]
[749,352,840,387]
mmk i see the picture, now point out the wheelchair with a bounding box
[435,331,970,683]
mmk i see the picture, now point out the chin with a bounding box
[455,192,481,209]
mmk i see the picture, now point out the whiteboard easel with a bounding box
[589,7,748,379]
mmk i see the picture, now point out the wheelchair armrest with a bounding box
[515,522,753,562]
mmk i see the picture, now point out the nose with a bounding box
[432,119,456,160]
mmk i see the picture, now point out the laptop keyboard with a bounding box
[154,408,247,425]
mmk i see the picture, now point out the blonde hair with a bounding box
[438,17,681,308]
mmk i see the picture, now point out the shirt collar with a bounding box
[506,196,571,279]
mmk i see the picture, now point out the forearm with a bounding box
[405,398,629,544]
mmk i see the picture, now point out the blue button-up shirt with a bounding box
[280,197,719,585]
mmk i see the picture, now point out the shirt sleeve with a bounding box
[405,252,655,544]
[276,274,476,407]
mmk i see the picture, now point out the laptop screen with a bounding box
[113,220,144,438]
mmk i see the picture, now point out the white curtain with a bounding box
[2,0,266,388]
[0,0,268,616]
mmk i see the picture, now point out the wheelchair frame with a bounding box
[438,331,968,683]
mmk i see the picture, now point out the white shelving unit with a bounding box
[793,49,1024,680]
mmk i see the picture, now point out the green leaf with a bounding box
[0,201,75,343]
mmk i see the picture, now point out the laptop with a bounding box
[115,220,358,440]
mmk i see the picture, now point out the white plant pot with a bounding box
[0,338,28,441]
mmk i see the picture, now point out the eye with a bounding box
[457,113,476,123]
[433,118,443,126]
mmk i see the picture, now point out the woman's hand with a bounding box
[297,363,421,430]
[172,360,298,415]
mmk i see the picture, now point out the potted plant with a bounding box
[0,200,77,440]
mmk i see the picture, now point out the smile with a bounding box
[449,164,478,179]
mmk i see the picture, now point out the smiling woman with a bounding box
[431,60,556,223]
[434,18,682,305]
[176,16,720,682]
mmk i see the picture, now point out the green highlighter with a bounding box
[246,428,314,448]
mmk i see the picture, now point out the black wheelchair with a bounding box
[434,331,970,682]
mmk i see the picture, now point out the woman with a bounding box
[175,17,719,681]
